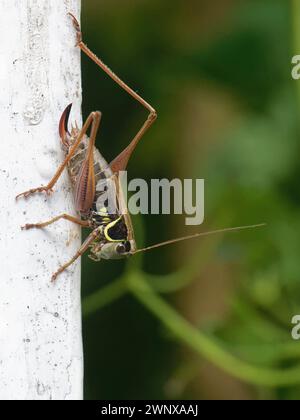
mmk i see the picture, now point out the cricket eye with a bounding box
[116,241,131,254]
[116,244,126,254]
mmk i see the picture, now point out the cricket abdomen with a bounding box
[66,135,113,217]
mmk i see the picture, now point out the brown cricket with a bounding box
[16,14,265,281]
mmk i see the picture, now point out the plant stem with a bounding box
[128,272,300,387]
[82,278,127,317]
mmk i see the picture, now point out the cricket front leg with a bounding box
[51,228,100,281]
[51,249,83,282]
[22,213,90,230]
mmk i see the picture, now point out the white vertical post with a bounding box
[0,0,83,400]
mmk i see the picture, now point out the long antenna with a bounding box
[133,224,266,254]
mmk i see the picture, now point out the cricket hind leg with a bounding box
[68,13,157,173]
[22,213,90,230]
[16,110,102,200]
[51,228,100,281]
[73,110,101,213]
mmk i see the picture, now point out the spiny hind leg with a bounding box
[16,186,54,199]
[22,213,90,230]
[16,109,100,200]
[68,13,157,173]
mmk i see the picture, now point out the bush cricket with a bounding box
[16,14,265,281]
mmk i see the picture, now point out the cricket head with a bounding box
[88,216,136,261]
[88,240,134,261]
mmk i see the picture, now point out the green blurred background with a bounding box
[80,0,300,400]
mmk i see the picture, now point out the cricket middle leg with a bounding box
[22,214,90,230]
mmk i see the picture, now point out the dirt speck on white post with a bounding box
[0,0,83,400]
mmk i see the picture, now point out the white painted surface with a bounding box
[0,0,83,400]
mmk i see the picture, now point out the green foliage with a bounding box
[81,0,300,400]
